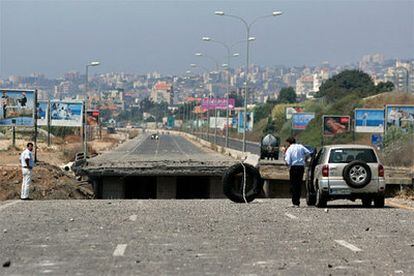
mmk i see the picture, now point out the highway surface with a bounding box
[84,133,236,176]
[1,199,413,275]
[196,132,261,155]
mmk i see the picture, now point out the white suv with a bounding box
[305,144,386,208]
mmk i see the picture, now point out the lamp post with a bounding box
[84,61,100,157]
[214,10,282,152]
[202,36,242,148]
[195,52,221,144]
[191,63,212,141]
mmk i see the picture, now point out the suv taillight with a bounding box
[378,164,384,177]
[322,165,329,177]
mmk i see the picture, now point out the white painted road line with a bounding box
[113,244,128,257]
[285,213,298,220]
[0,200,19,211]
[129,215,137,221]
[334,240,362,252]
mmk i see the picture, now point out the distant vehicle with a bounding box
[260,134,280,160]
[151,133,159,140]
[305,144,385,208]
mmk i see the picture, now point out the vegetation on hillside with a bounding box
[253,69,413,167]
[315,69,394,103]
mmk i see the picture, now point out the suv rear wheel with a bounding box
[315,183,327,208]
[361,197,372,207]
[373,194,385,208]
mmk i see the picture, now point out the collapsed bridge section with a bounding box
[81,133,236,199]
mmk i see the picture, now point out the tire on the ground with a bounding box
[342,161,372,189]
[222,163,264,203]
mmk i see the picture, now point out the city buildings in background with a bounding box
[0,54,413,125]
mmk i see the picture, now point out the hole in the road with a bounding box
[125,176,157,199]
[176,176,210,199]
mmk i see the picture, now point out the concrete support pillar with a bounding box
[209,176,225,198]
[157,177,177,199]
[102,177,125,199]
[263,180,271,198]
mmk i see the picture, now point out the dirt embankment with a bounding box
[0,131,128,200]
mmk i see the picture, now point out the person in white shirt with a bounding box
[20,142,35,200]
[284,137,311,207]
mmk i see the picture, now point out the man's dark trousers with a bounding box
[289,165,305,206]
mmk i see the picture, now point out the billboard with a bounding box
[37,101,49,126]
[167,116,175,128]
[0,89,35,126]
[50,100,83,127]
[237,112,254,133]
[355,109,385,133]
[209,117,228,130]
[371,134,383,149]
[291,112,315,130]
[286,106,304,119]
[201,98,235,111]
[386,105,414,131]
[86,110,100,126]
[323,115,351,136]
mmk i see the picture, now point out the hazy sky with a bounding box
[0,0,413,78]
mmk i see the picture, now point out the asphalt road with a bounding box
[1,199,413,275]
[196,132,261,155]
[91,133,234,164]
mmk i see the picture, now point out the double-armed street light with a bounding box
[202,36,249,148]
[214,10,282,152]
[84,61,100,157]
[190,63,212,140]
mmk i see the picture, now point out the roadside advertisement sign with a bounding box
[201,98,235,111]
[355,109,385,133]
[0,89,35,126]
[291,112,315,130]
[232,116,238,129]
[37,101,48,126]
[285,106,304,119]
[371,134,383,149]
[209,117,228,130]
[385,105,414,131]
[167,116,175,128]
[237,112,254,133]
[86,110,100,126]
[50,100,83,127]
[323,115,351,136]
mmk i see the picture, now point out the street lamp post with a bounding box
[84,61,100,157]
[195,53,220,144]
[202,36,241,148]
[191,63,213,141]
[214,10,282,152]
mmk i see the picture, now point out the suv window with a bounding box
[328,148,377,163]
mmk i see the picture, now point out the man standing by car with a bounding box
[20,142,35,200]
[284,137,311,207]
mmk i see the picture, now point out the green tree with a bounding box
[277,87,296,104]
[253,102,276,123]
[376,81,394,93]
[229,90,243,107]
[263,117,277,134]
[315,70,376,103]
